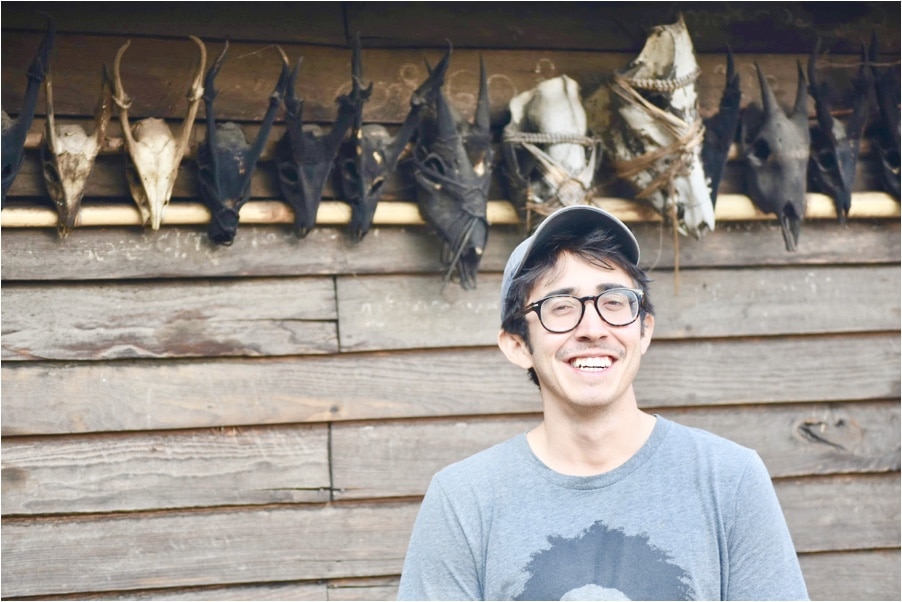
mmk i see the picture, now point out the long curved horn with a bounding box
[112,40,136,151]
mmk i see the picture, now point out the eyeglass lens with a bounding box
[538,289,640,332]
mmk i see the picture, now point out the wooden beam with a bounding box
[1,193,898,230]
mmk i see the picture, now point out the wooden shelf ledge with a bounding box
[1,193,898,229]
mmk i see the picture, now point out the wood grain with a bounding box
[3,333,898,436]
[2,425,331,515]
[2,277,339,360]
[2,220,898,282]
[800,550,901,601]
[0,502,420,598]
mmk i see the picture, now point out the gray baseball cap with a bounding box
[500,205,640,320]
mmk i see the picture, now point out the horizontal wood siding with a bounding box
[2,3,898,600]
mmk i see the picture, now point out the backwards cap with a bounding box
[500,205,640,319]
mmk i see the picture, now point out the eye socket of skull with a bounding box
[815,148,838,171]
[749,138,772,165]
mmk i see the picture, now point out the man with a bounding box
[397,205,809,600]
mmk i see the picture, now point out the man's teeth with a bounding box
[571,357,612,370]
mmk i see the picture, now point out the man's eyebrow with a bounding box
[542,282,632,297]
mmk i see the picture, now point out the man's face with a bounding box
[500,252,654,414]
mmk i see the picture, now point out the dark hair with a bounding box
[500,227,655,387]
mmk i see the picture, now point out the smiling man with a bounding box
[397,205,809,601]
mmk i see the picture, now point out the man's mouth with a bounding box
[569,356,613,371]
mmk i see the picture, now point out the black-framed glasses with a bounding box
[523,288,644,333]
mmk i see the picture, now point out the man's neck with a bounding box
[526,405,656,477]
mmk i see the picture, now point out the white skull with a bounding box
[503,75,600,224]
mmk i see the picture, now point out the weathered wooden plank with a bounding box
[3,2,897,54]
[336,266,901,351]
[799,549,901,601]
[327,577,401,602]
[332,402,901,500]
[1,425,331,515]
[344,2,899,54]
[32,581,328,601]
[776,473,901,553]
[1,2,348,45]
[1,277,338,360]
[2,334,898,435]
[2,220,897,282]
[3,30,887,124]
[0,502,420,598]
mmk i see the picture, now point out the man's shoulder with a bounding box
[659,417,761,474]
[432,433,526,487]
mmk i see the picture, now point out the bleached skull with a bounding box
[112,36,206,230]
[502,75,600,228]
[587,15,714,238]
[41,66,112,237]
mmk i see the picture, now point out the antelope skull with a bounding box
[502,75,600,229]
[588,15,714,238]
[740,62,810,252]
[112,36,206,230]
[41,65,113,237]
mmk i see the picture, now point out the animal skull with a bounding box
[336,36,444,241]
[196,40,289,246]
[808,40,870,221]
[588,15,714,238]
[502,75,600,229]
[275,40,368,238]
[41,65,112,237]
[740,62,810,252]
[414,48,493,290]
[112,36,206,230]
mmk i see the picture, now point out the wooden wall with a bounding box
[2,3,900,600]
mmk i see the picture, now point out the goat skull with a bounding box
[113,36,206,230]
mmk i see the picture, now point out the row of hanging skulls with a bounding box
[1,16,899,289]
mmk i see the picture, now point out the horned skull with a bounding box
[276,37,370,238]
[336,36,444,241]
[276,38,371,238]
[740,62,810,252]
[197,40,289,246]
[112,36,206,230]
[2,16,54,205]
[41,65,112,237]
[502,75,601,230]
[700,48,741,207]
[808,40,871,221]
[414,47,493,290]
[869,33,900,200]
[588,15,714,238]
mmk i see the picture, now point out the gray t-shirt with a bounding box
[398,416,808,600]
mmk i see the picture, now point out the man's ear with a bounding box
[640,313,655,355]
[497,329,534,370]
